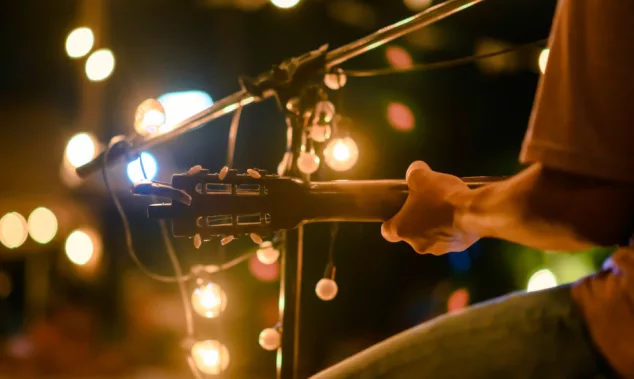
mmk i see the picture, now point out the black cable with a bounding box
[102,140,185,283]
[344,38,548,77]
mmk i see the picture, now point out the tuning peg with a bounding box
[188,165,203,175]
[246,169,261,179]
[249,233,263,244]
[218,166,229,181]
[193,233,202,249]
[221,235,235,246]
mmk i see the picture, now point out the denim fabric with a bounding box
[310,285,617,379]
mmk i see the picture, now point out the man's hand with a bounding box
[381,161,479,255]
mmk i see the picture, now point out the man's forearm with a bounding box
[451,164,634,251]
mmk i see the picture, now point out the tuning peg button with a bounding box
[247,169,261,179]
[218,166,229,181]
[188,165,203,175]
[221,235,235,246]
[249,233,263,244]
[193,233,202,249]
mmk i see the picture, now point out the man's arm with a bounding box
[451,163,634,252]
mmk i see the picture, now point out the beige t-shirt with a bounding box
[520,0,634,377]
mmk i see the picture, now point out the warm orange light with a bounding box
[0,213,28,249]
[65,228,101,267]
[447,288,469,312]
[385,46,413,70]
[248,255,280,282]
[387,102,415,131]
[27,207,58,244]
[538,48,550,74]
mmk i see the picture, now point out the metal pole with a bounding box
[75,0,485,178]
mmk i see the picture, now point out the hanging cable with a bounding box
[344,38,548,77]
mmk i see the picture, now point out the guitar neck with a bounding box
[303,177,503,223]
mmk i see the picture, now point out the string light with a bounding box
[259,327,281,351]
[527,269,557,292]
[190,340,230,375]
[65,229,100,266]
[27,207,58,244]
[65,27,94,58]
[270,0,300,9]
[538,48,549,74]
[191,282,227,318]
[315,278,338,301]
[65,133,97,169]
[323,137,359,172]
[85,49,115,82]
[257,241,280,265]
[134,98,166,136]
[297,150,320,174]
[0,213,28,249]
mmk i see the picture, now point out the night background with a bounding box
[0,0,613,378]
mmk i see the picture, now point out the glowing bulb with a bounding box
[27,207,58,244]
[191,340,230,375]
[316,278,338,301]
[65,133,97,168]
[297,151,320,174]
[323,137,358,172]
[65,229,97,266]
[271,0,300,9]
[259,328,281,351]
[0,213,28,249]
[310,123,332,143]
[539,48,549,74]
[126,152,158,183]
[85,49,115,82]
[527,269,557,292]
[134,99,166,136]
[257,241,280,264]
[403,0,433,11]
[65,27,94,58]
[191,282,227,318]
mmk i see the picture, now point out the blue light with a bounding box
[157,90,213,126]
[127,152,158,183]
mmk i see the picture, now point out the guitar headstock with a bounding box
[139,166,309,241]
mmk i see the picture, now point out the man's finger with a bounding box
[406,160,431,181]
[381,218,401,243]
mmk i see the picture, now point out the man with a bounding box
[311,1,634,378]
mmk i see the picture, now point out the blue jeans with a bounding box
[310,285,617,379]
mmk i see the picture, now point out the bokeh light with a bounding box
[85,49,115,81]
[387,102,415,131]
[126,152,158,183]
[538,48,549,74]
[27,207,58,244]
[65,229,100,266]
[65,27,94,58]
[385,46,413,70]
[270,0,300,9]
[249,255,280,282]
[0,213,28,249]
[191,340,230,375]
[447,288,469,312]
[191,282,227,318]
[257,241,280,265]
[527,268,557,292]
[134,98,166,136]
[65,133,97,169]
[403,0,433,11]
[157,91,213,131]
[323,137,359,172]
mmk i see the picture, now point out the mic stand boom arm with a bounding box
[75,0,485,179]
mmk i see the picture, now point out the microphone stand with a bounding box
[75,1,486,378]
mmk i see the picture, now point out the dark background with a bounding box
[0,0,608,378]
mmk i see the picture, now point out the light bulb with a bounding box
[527,269,557,292]
[65,27,94,58]
[538,48,549,74]
[85,49,115,82]
[258,327,281,351]
[323,137,358,172]
[297,151,320,174]
[324,68,347,90]
[65,133,97,168]
[134,99,166,136]
[27,207,58,244]
[191,340,230,375]
[309,123,332,143]
[315,101,335,123]
[0,213,28,249]
[191,282,227,318]
[257,241,280,265]
[315,278,338,301]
